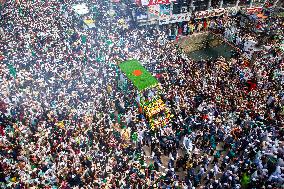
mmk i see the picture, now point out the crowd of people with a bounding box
[0,0,283,188]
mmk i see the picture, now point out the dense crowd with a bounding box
[0,0,283,188]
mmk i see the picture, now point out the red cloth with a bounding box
[178,27,182,35]
[247,81,257,91]
[256,23,261,29]
[138,106,143,114]
[243,60,250,67]
[175,35,179,42]
[203,20,207,28]
[202,114,209,120]
[155,73,162,79]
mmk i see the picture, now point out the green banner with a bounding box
[118,60,158,91]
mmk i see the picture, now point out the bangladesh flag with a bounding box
[118,60,158,91]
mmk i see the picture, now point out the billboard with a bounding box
[141,0,174,6]
[159,13,192,25]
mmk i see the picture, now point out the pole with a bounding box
[108,0,113,30]
[272,0,279,7]
[250,0,254,8]
[236,0,240,8]
[208,0,212,9]
[220,0,223,8]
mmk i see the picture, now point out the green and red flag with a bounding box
[118,59,158,91]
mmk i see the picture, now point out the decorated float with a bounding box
[140,97,171,130]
